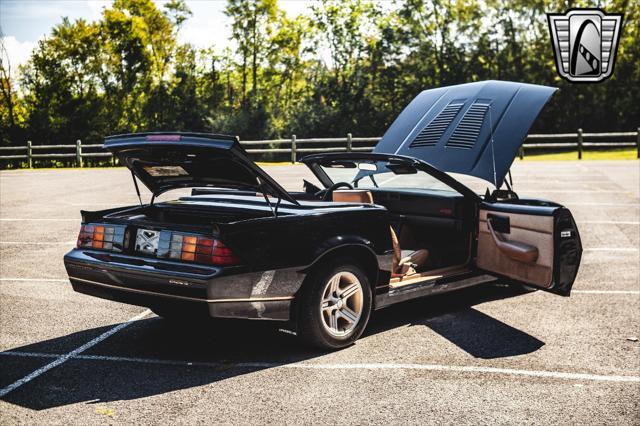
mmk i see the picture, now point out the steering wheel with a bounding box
[318,182,354,201]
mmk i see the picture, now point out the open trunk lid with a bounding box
[373,80,557,187]
[105,133,298,205]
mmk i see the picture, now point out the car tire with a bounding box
[296,260,372,350]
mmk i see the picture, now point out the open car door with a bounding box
[476,202,582,296]
[369,80,582,296]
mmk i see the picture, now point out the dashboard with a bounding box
[369,188,470,231]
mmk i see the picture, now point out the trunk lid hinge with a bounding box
[131,171,143,206]
[257,177,281,218]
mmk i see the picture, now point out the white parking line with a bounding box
[0,172,55,176]
[0,278,68,282]
[514,180,639,184]
[584,248,639,252]
[0,309,151,398]
[0,241,75,245]
[521,190,633,194]
[579,220,640,225]
[286,364,640,383]
[566,202,639,207]
[0,350,638,383]
[0,218,79,221]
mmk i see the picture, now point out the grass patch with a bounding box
[521,148,638,161]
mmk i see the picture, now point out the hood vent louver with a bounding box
[446,101,491,150]
[409,101,464,148]
[373,81,557,185]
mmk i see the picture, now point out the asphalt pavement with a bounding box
[0,160,638,424]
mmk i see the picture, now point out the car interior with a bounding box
[181,154,570,292]
[330,188,475,286]
[294,159,477,286]
[292,173,566,291]
[182,154,564,291]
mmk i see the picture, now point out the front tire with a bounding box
[296,261,372,350]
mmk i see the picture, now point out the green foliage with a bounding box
[163,0,193,29]
[0,0,638,154]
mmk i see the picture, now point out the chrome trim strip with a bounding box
[69,276,295,303]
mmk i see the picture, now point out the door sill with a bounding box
[389,264,470,289]
[382,271,498,307]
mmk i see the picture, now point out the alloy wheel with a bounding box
[319,271,364,337]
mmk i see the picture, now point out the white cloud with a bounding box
[0,0,325,72]
[280,0,322,18]
[177,1,231,50]
[1,36,37,71]
[175,0,321,52]
[178,23,231,50]
[85,0,113,20]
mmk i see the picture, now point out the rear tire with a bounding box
[296,260,372,350]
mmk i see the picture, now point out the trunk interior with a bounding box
[101,203,279,228]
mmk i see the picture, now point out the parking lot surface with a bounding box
[1,160,639,424]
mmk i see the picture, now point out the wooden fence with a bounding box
[0,129,638,168]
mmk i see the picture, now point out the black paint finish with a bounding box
[63,132,583,325]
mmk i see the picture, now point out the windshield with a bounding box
[319,159,459,193]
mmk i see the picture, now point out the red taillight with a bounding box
[77,224,125,252]
[168,234,240,266]
[78,224,103,248]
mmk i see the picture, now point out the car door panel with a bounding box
[477,203,582,295]
[478,209,554,287]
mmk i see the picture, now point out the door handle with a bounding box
[487,218,539,264]
[487,213,510,233]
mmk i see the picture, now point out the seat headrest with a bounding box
[332,190,374,204]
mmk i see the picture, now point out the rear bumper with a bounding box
[64,249,305,321]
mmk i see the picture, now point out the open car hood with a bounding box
[105,133,298,205]
[374,80,557,186]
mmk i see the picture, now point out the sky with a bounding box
[0,0,319,70]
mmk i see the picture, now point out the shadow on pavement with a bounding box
[366,283,545,359]
[0,282,543,410]
[0,317,314,410]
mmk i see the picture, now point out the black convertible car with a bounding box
[64,81,582,349]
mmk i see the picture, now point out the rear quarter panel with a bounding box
[220,207,392,272]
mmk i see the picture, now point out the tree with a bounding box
[0,37,18,143]
[164,0,193,29]
[1,0,639,161]
[225,0,278,109]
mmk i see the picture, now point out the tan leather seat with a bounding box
[332,190,428,277]
[390,227,429,278]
